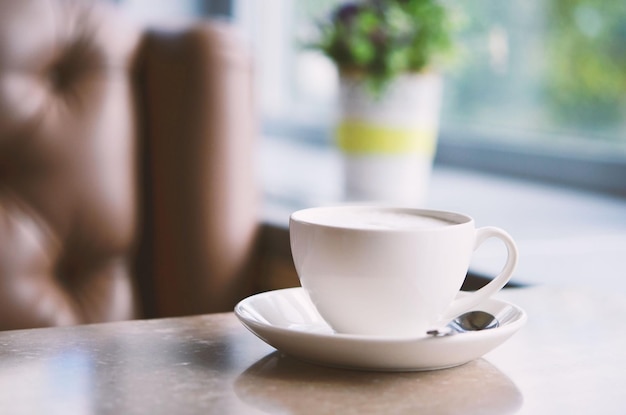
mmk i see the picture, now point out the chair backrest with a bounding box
[138,23,259,320]
[0,0,258,330]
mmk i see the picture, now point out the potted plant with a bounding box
[314,0,455,206]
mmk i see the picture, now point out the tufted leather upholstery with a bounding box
[0,0,258,330]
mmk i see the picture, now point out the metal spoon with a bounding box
[427,310,499,337]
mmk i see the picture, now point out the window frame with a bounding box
[436,131,626,197]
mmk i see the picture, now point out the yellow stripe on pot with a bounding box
[336,119,437,155]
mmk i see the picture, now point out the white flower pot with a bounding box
[336,73,443,206]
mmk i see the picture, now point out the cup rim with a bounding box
[289,205,473,232]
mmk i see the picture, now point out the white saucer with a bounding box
[235,288,527,372]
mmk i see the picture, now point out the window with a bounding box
[117,0,626,195]
[117,0,231,23]
[233,0,626,196]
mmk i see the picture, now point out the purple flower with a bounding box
[333,2,362,25]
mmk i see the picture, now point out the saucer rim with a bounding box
[235,287,527,342]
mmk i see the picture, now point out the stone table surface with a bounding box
[0,285,624,414]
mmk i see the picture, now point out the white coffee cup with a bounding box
[289,206,518,337]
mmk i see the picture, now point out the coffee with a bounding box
[293,207,454,230]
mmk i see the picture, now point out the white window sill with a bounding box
[261,135,626,290]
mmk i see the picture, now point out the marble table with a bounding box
[0,285,624,415]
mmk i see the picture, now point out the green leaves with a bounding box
[314,0,454,95]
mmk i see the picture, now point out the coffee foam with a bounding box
[309,209,453,230]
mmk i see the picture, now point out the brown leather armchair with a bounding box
[0,0,259,330]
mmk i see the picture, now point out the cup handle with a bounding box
[441,226,519,322]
